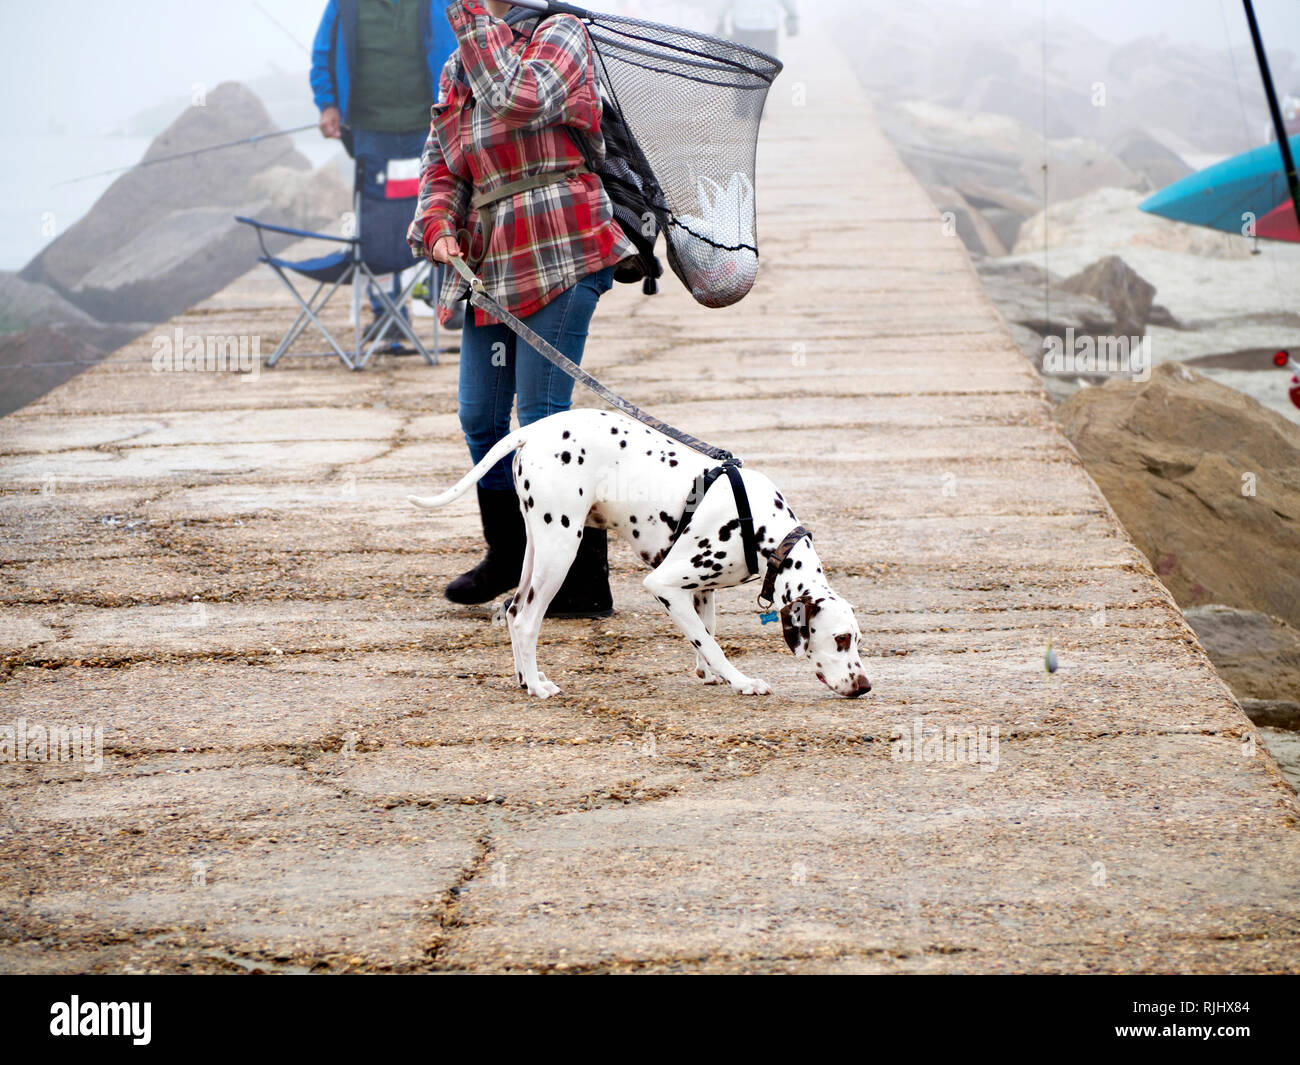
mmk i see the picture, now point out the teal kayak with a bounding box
[1139,136,1300,242]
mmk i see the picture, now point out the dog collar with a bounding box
[757,525,812,610]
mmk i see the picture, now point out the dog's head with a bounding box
[781,593,871,698]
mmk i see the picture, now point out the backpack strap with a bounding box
[524,9,664,294]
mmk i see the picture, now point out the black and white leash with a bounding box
[445,254,736,464]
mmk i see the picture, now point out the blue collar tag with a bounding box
[759,610,779,625]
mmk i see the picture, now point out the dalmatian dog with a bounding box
[410,409,872,700]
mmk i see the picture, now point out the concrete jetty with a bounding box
[2,17,1298,973]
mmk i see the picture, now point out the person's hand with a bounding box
[430,235,462,264]
[319,107,342,139]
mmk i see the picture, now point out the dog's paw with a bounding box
[695,662,724,685]
[731,675,771,696]
[525,673,561,699]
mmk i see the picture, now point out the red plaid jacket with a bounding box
[407,0,635,326]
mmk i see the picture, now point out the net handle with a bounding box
[507,0,592,17]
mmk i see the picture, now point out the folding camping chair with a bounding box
[236,154,440,370]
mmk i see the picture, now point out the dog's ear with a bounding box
[781,598,810,658]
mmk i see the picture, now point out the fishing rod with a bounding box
[53,122,319,188]
[1242,0,1300,236]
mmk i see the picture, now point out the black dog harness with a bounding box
[670,461,814,603]
[670,460,759,576]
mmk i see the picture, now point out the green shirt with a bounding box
[350,0,435,133]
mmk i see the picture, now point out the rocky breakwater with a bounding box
[4,82,347,415]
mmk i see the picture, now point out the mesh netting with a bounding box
[584,15,782,308]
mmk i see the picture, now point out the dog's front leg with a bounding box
[692,590,723,684]
[645,576,769,696]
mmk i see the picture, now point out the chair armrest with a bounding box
[234,216,358,244]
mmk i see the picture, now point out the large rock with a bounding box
[57,166,349,325]
[21,82,311,324]
[1012,187,1252,261]
[0,328,106,418]
[244,165,350,233]
[881,102,1040,204]
[66,203,274,325]
[960,74,1094,140]
[1183,605,1300,707]
[1109,131,1194,190]
[833,2,1274,156]
[976,259,1116,343]
[1059,255,1156,338]
[0,272,98,333]
[1022,137,1144,202]
[1056,363,1300,628]
[926,185,1007,257]
[0,274,150,414]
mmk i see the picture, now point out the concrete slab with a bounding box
[1,11,1296,973]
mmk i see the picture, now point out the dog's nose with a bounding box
[852,676,871,696]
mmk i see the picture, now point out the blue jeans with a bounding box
[460,266,616,490]
[351,127,428,313]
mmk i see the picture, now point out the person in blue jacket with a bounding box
[311,0,460,333]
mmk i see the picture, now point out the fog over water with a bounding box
[1,0,1297,268]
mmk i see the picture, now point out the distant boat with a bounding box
[1139,135,1300,243]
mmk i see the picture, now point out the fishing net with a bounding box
[580,11,783,308]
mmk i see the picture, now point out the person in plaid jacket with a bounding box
[409,0,636,617]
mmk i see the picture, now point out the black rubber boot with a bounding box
[445,486,525,605]
[544,528,614,619]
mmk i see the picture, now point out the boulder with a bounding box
[1259,727,1300,792]
[976,258,1117,344]
[1059,255,1156,338]
[0,274,150,413]
[1056,362,1300,628]
[0,328,105,418]
[22,82,311,323]
[926,185,1007,257]
[0,272,98,333]
[244,164,351,233]
[960,75,1093,141]
[954,181,1041,218]
[1146,303,1181,329]
[1184,605,1300,704]
[880,102,1038,203]
[1109,130,1194,190]
[1013,187,1252,261]
[1019,137,1145,202]
[66,203,276,325]
[978,207,1025,252]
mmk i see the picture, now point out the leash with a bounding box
[445,255,816,625]
[445,254,737,464]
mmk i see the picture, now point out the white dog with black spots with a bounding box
[411,409,872,699]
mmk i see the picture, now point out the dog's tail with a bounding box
[407,426,533,510]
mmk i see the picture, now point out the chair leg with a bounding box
[356,267,436,369]
[269,279,327,366]
[268,263,357,370]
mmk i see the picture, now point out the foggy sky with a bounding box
[3,1,1298,136]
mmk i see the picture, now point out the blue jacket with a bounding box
[310,0,458,126]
